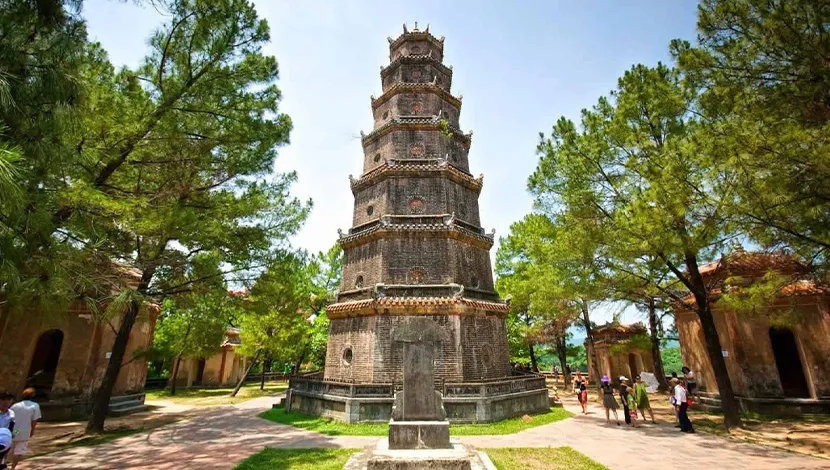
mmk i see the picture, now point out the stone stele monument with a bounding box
[388,317,450,449]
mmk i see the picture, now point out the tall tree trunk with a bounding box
[647,297,669,392]
[170,356,183,396]
[580,300,602,390]
[86,269,156,433]
[528,342,539,372]
[260,358,267,391]
[685,255,741,429]
[86,298,140,433]
[232,350,260,397]
[555,334,570,385]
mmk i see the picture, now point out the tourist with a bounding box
[633,375,655,423]
[0,428,11,470]
[669,376,680,425]
[572,371,588,415]
[675,379,695,433]
[0,394,13,432]
[553,364,560,381]
[619,376,631,425]
[600,376,620,426]
[682,366,698,401]
[9,388,41,469]
[625,385,639,428]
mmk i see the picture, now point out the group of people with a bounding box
[571,366,696,434]
[0,388,42,469]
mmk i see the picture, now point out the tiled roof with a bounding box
[697,251,806,278]
[593,323,647,336]
[679,280,827,307]
[327,296,509,314]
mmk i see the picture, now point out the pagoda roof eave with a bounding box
[388,29,445,53]
[372,83,461,109]
[339,219,495,250]
[327,295,508,319]
[362,117,471,148]
[380,54,452,79]
[350,161,483,194]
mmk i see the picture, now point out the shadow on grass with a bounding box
[259,407,573,437]
[145,382,289,404]
[233,448,358,470]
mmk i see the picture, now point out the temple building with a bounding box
[0,267,157,420]
[675,250,830,414]
[169,327,249,388]
[286,24,548,423]
[586,323,656,382]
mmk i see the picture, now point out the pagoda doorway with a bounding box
[769,327,810,398]
[27,329,64,398]
[628,353,639,379]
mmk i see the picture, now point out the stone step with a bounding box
[109,393,145,405]
[108,403,146,416]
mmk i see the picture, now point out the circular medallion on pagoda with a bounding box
[410,144,425,156]
[410,102,423,115]
[408,197,425,214]
[408,267,426,284]
[411,69,422,81]
[410,46,421,55]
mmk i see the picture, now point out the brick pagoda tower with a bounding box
[323,23,512,386]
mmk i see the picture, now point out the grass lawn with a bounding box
[486,447,608,470]
[259,407,572,436]
[233,448,357,470]
[145,381,288,406]
[232,447,605,470]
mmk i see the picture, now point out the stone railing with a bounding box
[289,377,394,398]
[290,374,545,399]
[444,376,547,398]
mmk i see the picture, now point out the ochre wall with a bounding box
[0,304,156,399]
[676,295,830,399]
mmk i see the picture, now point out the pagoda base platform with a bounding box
[343,439,497,470]
[285,375,549,424]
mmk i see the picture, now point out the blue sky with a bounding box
[83,0,699,327]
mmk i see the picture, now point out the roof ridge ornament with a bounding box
[403,23,408,34]
[444,212,456,226]
[425,24,430,33]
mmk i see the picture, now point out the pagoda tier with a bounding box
[324,24,510,384]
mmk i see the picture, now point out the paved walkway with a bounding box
[26,394,830,469]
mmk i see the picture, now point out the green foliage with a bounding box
[152,292,232,363]
[717,271,800,327]
[608,334,652,356]
[672,0,830,271]
[566,344,588,372]
[660,346,683,376]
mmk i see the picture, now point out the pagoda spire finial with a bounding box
[413,22,419,32]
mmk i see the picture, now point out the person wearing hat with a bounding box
[600,375,620,426]
[619,376,631,425]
